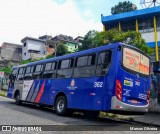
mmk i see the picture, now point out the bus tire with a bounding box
[55,96,67,116]
[15,92,22,105]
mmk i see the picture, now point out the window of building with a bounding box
[138,18,154,33]
[121,20,136,32]
[96,50,112,76]
[107,23,119,31]
[156,15,160,31]
[23,42,26,47]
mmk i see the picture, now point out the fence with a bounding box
[0,74,9,91]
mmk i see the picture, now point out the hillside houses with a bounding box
[0,34,83,67]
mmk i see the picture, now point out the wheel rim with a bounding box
[16,95,20,102]
[57,100,64,113]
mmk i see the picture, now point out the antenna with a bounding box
[140,0,160,8]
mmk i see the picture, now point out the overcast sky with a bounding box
[0,0,142,45]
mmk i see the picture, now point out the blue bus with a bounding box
[7,43,151,116]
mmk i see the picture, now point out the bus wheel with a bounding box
[55,96,67,116]
[15,92,22,105]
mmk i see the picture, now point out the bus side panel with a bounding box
[36,77,104,110]
[101,49,119,111]
[13,80,24,99]
[67,77,104,110]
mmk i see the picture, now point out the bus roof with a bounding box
[26,42,121,66]
[15,42,149,67]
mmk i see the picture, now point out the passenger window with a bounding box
[32,64,43,79]
[45,62,52,71]
[17,67,25,80]
[96,50,112,76]
[57,59,74,78]
[26,66,31,74]
[24,66,33,80]
[73,54,96,77]
[51,62,56,70]
[35,64,43,72]
[43,62,57,79]
[61,59,70,69]
[19,68,24,74]
[76,56,87,67]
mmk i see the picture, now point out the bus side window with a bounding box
[9,68,18,85]
[11,68,18,80]
[32,64,43,80]
[43,62,57,79]
[24,66,33,80]
[96,50,112,76]
[73,54,96,78]
[57,59,74,78]
[17,67,25,80]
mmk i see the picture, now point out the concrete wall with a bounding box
[30,53,46,60]
[1,43,22,62]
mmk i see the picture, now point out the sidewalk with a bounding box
[121,113,160,127]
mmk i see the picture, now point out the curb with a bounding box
[119,118,160,127]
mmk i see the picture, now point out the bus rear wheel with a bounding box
[55,96,67,116]
[15,92,22,105]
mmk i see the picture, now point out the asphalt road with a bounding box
[0,96,159,134]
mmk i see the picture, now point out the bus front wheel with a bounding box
[55,96,67,116]
[15,92,22,105]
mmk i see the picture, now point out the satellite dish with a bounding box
[140,0,160,8]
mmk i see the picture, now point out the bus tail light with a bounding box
[116,80,122,101]
[146,90,150,105]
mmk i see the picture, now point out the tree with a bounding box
[56,42,69,56]
[78,30,98,51]
[111,1,137,15]
[93,29,153,55]
[0,67,12,74]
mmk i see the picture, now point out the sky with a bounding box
[0,0,142,45]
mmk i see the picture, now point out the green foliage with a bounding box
[111,1,137,15]
[78,30,98,51]
[0,67,12,74]
[20,56,46,65]
[56,42,69,56]
[93,29,153,55]
[0,92,7,97]
[46,54,54,59]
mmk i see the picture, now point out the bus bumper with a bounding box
[111,96,148,113]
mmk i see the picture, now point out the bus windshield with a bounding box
[123,47,149,76]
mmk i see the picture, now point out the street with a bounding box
[0,96,159,133]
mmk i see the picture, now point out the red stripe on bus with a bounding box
[34,81,45,103]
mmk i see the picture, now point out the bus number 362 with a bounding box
[94,82,103,88]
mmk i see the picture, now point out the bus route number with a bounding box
[94,82,103,88]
